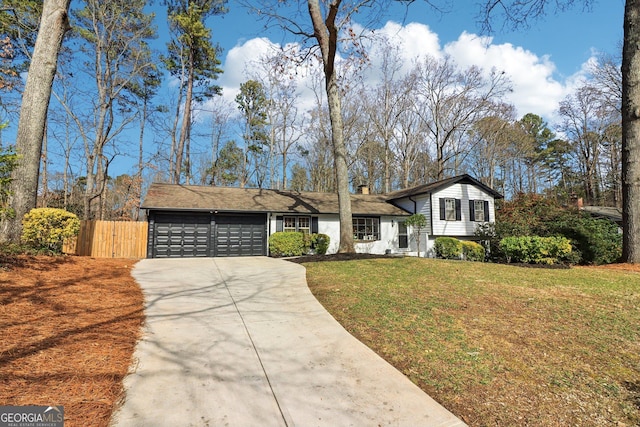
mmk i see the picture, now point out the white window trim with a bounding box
[474,200,485,222]
[353,217,380,241]
[445,198,457,221]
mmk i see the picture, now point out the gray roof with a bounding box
[583,206,623,224]
[142,183,411,216]
[386,174,504,201]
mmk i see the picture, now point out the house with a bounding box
[140,174,503,258]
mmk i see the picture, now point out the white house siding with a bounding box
[267,213,405,255]
[431,184,495,236]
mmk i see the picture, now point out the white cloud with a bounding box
[218,21,591,125]
[443,31,569,120]
[372,21,442,63]
[219,37,277,103]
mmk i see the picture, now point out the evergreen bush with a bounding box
[434,237,463,259]
[499,235,572,265]
[21,208,80,254]
[488,194,622,265]
[269,231,306,256]
[462,240,485,262]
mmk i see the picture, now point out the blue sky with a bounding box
[208,0,623,78]
[195,0,624,122]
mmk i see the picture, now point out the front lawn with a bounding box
[303,257,640,426]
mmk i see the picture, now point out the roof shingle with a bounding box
[142,183,411,216]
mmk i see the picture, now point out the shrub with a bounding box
[21,208,80,254]
[492,195,622,265]
[0,144,19,220]
[434,237,463,259]
[311,233,330,255]
[499,236,572,265]
[553,215,622,265]
[462,241,485,262]
[269,231,306,256]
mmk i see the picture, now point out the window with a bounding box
[297,216,310,234]
[398,221,408,249]
[353,217,380,240]
[445,198,456,220]
[474,200,485,222]
[439,198,461,221]
[282,216,311,233]
[283,216,297,232]
[469,200,490,222]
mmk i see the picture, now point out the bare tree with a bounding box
[69,0,156,219]
[302,67,335,192]
[559,85,612,204]
[366,36,410,192]
[413,55,511,180]
[202,96,235,186]
[1,0,70,242]
[464,106,516,190]
[248,48,305,189]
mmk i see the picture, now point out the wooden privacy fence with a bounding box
[63,220,148,258]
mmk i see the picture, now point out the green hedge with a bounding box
[462,241,485,262]
[269,232,331,257]
[21,208,80,254]
[269,232,306,256]
[434,237,463,259]
[499,235,573,265]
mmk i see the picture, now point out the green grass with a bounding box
[303,258,640,426]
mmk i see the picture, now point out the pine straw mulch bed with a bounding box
[0,255,144,427]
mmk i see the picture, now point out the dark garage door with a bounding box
[149,212,266,258]
[214,214,265,257]
[152,213,211,258]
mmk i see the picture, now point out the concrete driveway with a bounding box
[110,257,466,427]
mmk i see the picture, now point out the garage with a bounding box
[214,214,266,257]
[147,212,266,258]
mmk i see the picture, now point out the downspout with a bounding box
[429,193,434,235]
[408,196,417,214]
[408,196,418,256]
[267,212,271,256]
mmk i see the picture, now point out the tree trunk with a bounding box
[174,53,194,185]
[307,0,354,253]
[436,143,445,180]
[622,0,640,263]
[135,96,147,220]
[1,0,70,242]
[41,124,48,207]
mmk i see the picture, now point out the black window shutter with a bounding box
[469,200,476,221]
[484,201,490,222]
[276,216,283,232]
[455,199,461,221]
[311,217,319,234]
[439,198,446,220]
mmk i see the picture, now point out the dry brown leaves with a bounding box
[0,256,144,427]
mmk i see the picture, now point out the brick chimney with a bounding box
[357,184,369,195]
